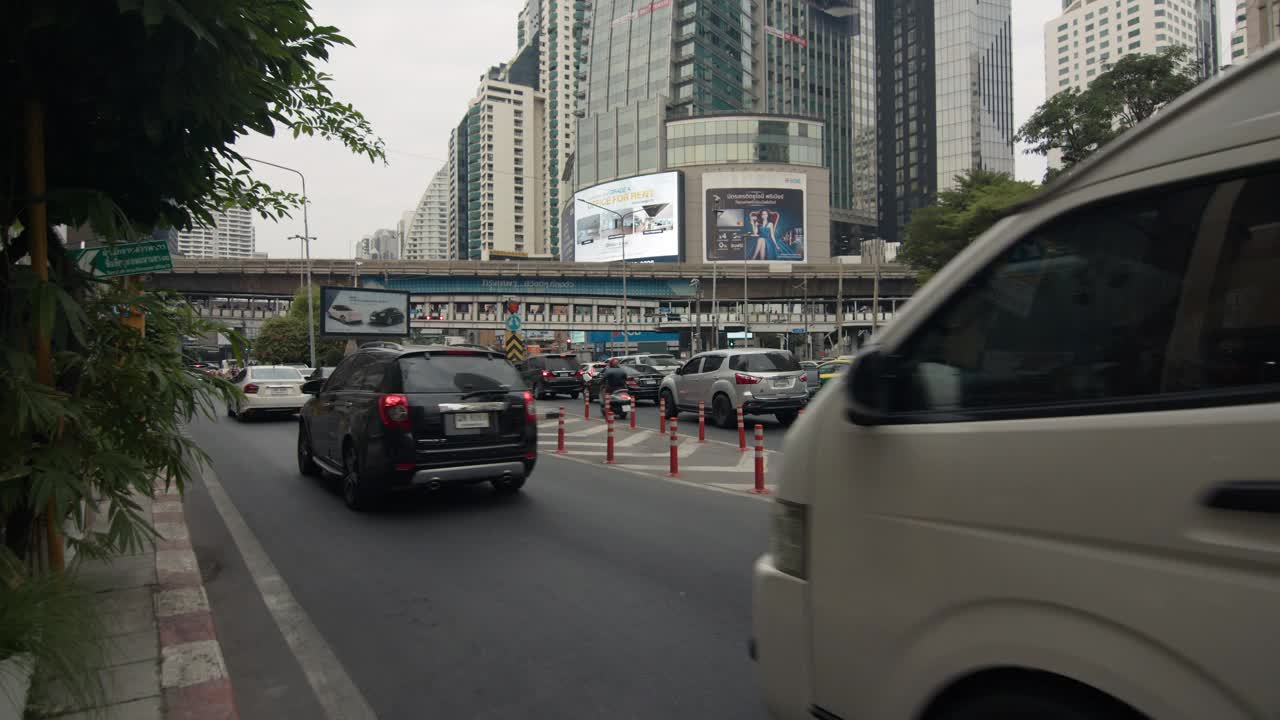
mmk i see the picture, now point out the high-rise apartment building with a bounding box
[875,0,1015,241]
[176,207,255,258]
[1044,0,1220,98]
[403,166,451,261]
[447,55,547,261]
[574,0,878,247]
[1231,0,1280,61]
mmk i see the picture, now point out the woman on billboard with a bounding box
[748,210,768,260]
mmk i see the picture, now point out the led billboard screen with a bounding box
[566,171,681,263]
[704,171,807,263]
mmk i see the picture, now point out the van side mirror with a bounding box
[845,349,888,426]
[301,379,325,395]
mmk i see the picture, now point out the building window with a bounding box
[1128,17,1140,26]
[1156,33,1167,40]
[1129,28,1140,37]
[1129,40,1141,49]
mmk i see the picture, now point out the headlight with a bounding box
[770,499,808,579]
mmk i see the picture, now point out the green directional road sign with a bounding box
[68,239,173,278]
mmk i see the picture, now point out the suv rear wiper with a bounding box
[460,385,511,400]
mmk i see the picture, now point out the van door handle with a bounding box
[1202,481,1280,516]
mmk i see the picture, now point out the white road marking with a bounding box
[199,465,378,720]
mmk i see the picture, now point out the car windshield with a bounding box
[729,352,800,373]
[644,355,678,366]
[251,367,304,380]
[630,365,659,375]
[399,354,524,393]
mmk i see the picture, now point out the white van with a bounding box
[753,50,1280,720]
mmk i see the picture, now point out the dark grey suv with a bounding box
[297,344,537,511]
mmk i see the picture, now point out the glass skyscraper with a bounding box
[574,0,878,249]
[875,0,1014,241]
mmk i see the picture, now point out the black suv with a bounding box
[296,344,536,510]
[518,353,582,399]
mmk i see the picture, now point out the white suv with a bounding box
[754,50,1280,720]
[659,348,807,426]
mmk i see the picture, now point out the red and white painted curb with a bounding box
[151,490,239,720]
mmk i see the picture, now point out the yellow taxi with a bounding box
[816,356,855,388]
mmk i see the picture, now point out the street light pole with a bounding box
[244,156,315,369]
[577,198,642,354]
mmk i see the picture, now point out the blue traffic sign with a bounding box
[505,315,522,332]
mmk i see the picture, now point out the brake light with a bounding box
[523,390,536,423]
[735,373,761,385]
[626,378,638,388]
[541,370,553,379]
[243,383,259,394]
[800,372,808,382]
[573,369,583,378]
[378,394,411,430]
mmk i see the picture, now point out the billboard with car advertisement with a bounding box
[704,171,807,263]
[564,171,682,263]
[319,286,410,337]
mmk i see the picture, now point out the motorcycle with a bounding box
[600,388,634,419]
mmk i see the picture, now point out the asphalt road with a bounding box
[183,412,772,720]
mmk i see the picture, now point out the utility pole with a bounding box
[742,259,750,347]
[836,260,844,354]
[710,261,718,349]
[802,275,809,360]
[871,238,882,334]
[689,278,702,354]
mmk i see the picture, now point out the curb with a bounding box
[151,490,240,720]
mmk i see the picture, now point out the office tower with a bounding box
[875,0,1015,241]
[1232,0,1280,60]
[357,228,400,260]
[176,207,255,258]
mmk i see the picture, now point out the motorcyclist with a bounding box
[600,358,629,411]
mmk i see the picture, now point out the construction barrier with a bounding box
[629,396,637,430]
[659,397,667,434]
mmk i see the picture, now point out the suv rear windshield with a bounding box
[643,355,678,365]
[729,352,800,373]
[252,367,304,380]
[398,354,524,393]
[540,356,577,371]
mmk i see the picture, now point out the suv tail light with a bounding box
[523,390,536,423]
[735,373,761,385]
[541,370,554,379]
[573,369,583,378]
[626,378,638,388]
[378,394,411,430]
[243,383,259,394]
[800,372,808,382]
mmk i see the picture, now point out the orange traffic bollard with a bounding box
[605,410,615,464]
[667,418,680,477]
[659,397,667,434]
[556,407,566,454]
[584,392,590,419]
[798,406,805,417]
[630,396,637,430]
[751,424,768,494]
[737,405,746,451]
[697,400,706,443]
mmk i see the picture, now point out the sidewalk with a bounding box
[44,488,237,720]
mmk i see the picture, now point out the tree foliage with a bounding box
[0,0,383,575]
[899,169,1040,282]
[252,288,345,366]
[1017,45,1200,179]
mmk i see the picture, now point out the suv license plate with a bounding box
[270,387,290,396]
[772,378,793,389]
[454,412,490,429]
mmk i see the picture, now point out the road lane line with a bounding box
[543,452,771,502]
[198,464,379,720]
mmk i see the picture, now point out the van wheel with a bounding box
[227,403,236,418]
[297,423,319,478]
[661,390,679,418]
[341,444,377,512]
[533,382,545,400]
[712,394,734,428]
[930,675,1145,720]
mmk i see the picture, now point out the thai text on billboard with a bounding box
[704,172,807,263]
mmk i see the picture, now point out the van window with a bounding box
[730,352,800,373]
[890,169,1280,416]
[541,356,577,372]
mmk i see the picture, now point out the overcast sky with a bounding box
[239,0,1235,260]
